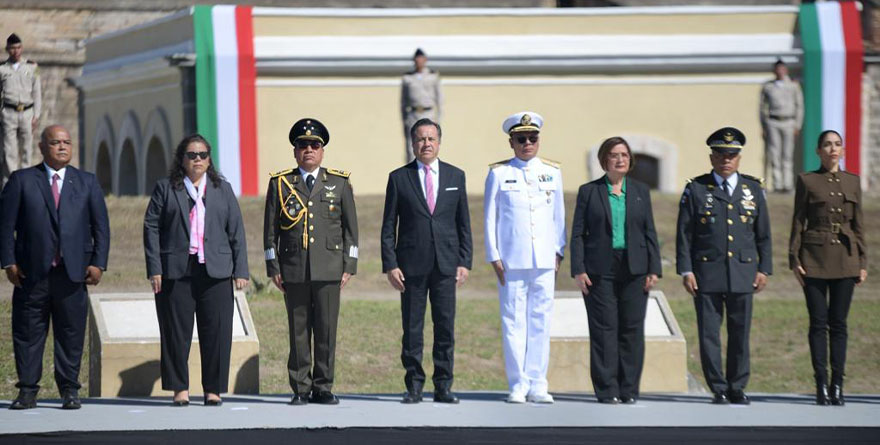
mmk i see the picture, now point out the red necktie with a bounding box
[52,173,60,266]
[51,173,60,208]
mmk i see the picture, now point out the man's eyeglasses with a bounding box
[294,140,324,150]
[516,135,539,144]
[185,151,210,160]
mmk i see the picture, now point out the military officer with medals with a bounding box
[263,118,358,406]
[484,111,566,404]
[676,127,772,405]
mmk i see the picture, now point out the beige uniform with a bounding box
[400,68,442,162]
[760,77,803,192]
[0,57,41,185]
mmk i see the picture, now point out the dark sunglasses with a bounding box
[294,140,324,149]
[185,151,210,160]
[516,135,539,144]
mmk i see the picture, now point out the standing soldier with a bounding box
[484,111,566,404]
[401,48,442,163]
[1,33,41,186]
[760,59,803,193]
[676,127,772,405]
[264,118,358,406]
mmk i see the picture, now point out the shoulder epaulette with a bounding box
[270,168,294,178]
[326,168,350,178]
[489,159,511,169]
[686,177,694,184]
[741,174,765,188]
[539,157,560,169]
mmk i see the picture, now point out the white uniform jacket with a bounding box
[484,156,566,270]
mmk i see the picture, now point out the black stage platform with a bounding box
[1,392,877,444]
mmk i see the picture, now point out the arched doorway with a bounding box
[145,137,166,194]
[631,154,660,190]
[118,139,139,196]
[96,142,112,194]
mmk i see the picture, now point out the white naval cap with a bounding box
[502,111,543,134]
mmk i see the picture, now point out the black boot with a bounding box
[815,377,830,406]
[829,374,845,406]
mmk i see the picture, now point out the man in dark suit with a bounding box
[381,118,472,404]
[0,125,110,410]
[676,127,771,405]
[264,118,358,406]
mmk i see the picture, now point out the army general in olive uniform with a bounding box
[676,127,772,405]
[264,118,358,406]
[1,34,41,186]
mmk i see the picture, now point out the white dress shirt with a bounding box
[44,163,67,194]
[416,158,439,201]
[300,166,319,186]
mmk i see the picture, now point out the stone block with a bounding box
[547,290,688,393]
[88,291,259,397]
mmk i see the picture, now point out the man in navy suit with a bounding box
[0,125,110,410]
[381,118,472,404]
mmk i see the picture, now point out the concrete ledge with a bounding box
[548,290,688,393]
[88,291,259,397]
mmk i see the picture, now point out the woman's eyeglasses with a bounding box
[185,151,210,160]
[516,135,539,144]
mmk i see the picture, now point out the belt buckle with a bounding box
[830,223,840,234]
[15,104,24,112]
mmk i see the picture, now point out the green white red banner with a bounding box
[194,5,259,196]
[799,1,863,174]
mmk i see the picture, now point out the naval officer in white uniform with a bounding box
[484,111,566,404]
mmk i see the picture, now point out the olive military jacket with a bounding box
[676,172,772,294]
[789,168,866,279]
[264,166,358,283]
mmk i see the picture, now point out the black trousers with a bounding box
[155,256,234,394]
[283,280,340,395]
[803,277,855,384]
[400,258,456,394]
[12,262,87,393]
[693,291,753,394]
[583,250,648,399]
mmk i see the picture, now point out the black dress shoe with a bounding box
[620,396,637,404]
[204,398,223,407]
[816,382,830,406]
[711,392,729,404]
[432,390,459,404]
[171,399,190,407]
[829,384,845,406]
[598,397,621,405]
[402,391,423,404]
[728,390,750,405]
[289,394,308,406]
[310,391,340,405]
[61,390,81,410]
[9,391,37,410]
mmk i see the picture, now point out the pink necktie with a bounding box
[51,173,60,266]
[51,173,60,208]
[424,164,435,214]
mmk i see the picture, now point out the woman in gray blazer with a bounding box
[570,136,661,404]
[143,134,249,406]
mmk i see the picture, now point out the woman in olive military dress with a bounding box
[789,130,867,406]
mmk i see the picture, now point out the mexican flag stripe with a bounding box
[193,5,259,195]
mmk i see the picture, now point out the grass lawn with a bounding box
[0,192,877,399]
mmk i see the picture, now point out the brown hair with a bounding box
[597,136,635,172]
